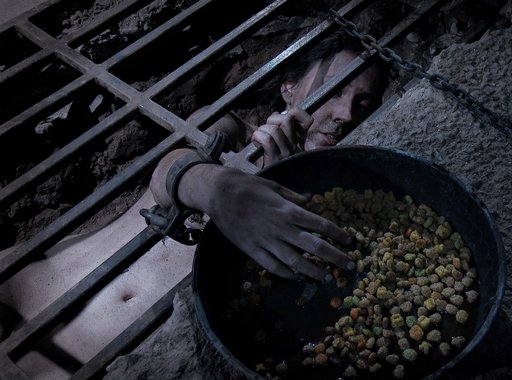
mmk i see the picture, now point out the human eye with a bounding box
[357,100,371,114]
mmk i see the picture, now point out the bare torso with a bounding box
[0,189,195,379]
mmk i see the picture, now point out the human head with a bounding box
[280,31,388,150]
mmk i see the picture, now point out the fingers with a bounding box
[252,124,294,158]
[259,190,354,277]
[251,106,314,164]
[295,230,355,271]
[248,248,296,280]
[295,210,352,246]
[275,184,309,206]
[250,244,328,282]
[269,182,354,274]
[266,108,314,142]
[271,242,328,282]
[255,231,353,282]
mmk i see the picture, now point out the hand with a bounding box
[251,107,313,167]
[182,165,354,282]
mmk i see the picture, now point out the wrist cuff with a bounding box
[140,131,230,245]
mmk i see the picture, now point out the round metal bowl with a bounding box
[193,146,506,380]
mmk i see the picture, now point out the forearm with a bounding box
[150,108,250,210]
[149,147,237,215]
[150,146,354,281]
[177,163,234,214]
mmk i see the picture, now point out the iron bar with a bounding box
[344,3,499,140]
[92,68,141,102]
[0,0,280,201]
[189,0,370,132]
[139,99,192,135]
[0,0,62,34]
[0,104,137,206]
[63,0,150,46]
[0,44,50,84]
[303,0,443,114]
[0,355,31,380]
[0,73,87,137]
[103,0,214,69]
[18,21,140,100]
[0,0,501,378]
[1,0,191,134]
[145,0,290,98]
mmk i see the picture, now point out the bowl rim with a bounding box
[193,145,507,380]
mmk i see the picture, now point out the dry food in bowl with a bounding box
[192,146,505,380]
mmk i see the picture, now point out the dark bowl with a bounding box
[193,146,506,380]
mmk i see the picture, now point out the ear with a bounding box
[280,80,297,107]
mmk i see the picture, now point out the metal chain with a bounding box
[329,9,512,138]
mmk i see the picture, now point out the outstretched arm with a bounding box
[150,109,353,281]
[151,160,353,281]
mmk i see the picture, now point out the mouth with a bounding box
[316,132,340,146]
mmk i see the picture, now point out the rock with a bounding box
[500,0,512,22]
[106,121,148,161]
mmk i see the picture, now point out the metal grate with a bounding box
[0,0,504,378]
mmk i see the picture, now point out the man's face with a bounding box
[284,50,382,151]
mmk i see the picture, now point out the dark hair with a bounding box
[282,30,390,99]
[282,31,361,81]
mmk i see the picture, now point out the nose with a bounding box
[329,95,353,126]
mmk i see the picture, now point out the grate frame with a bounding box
[0,0,503,378]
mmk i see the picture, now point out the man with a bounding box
[150,32,387,282]
[0,31,386,377]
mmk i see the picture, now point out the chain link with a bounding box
[329,9,512,138]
